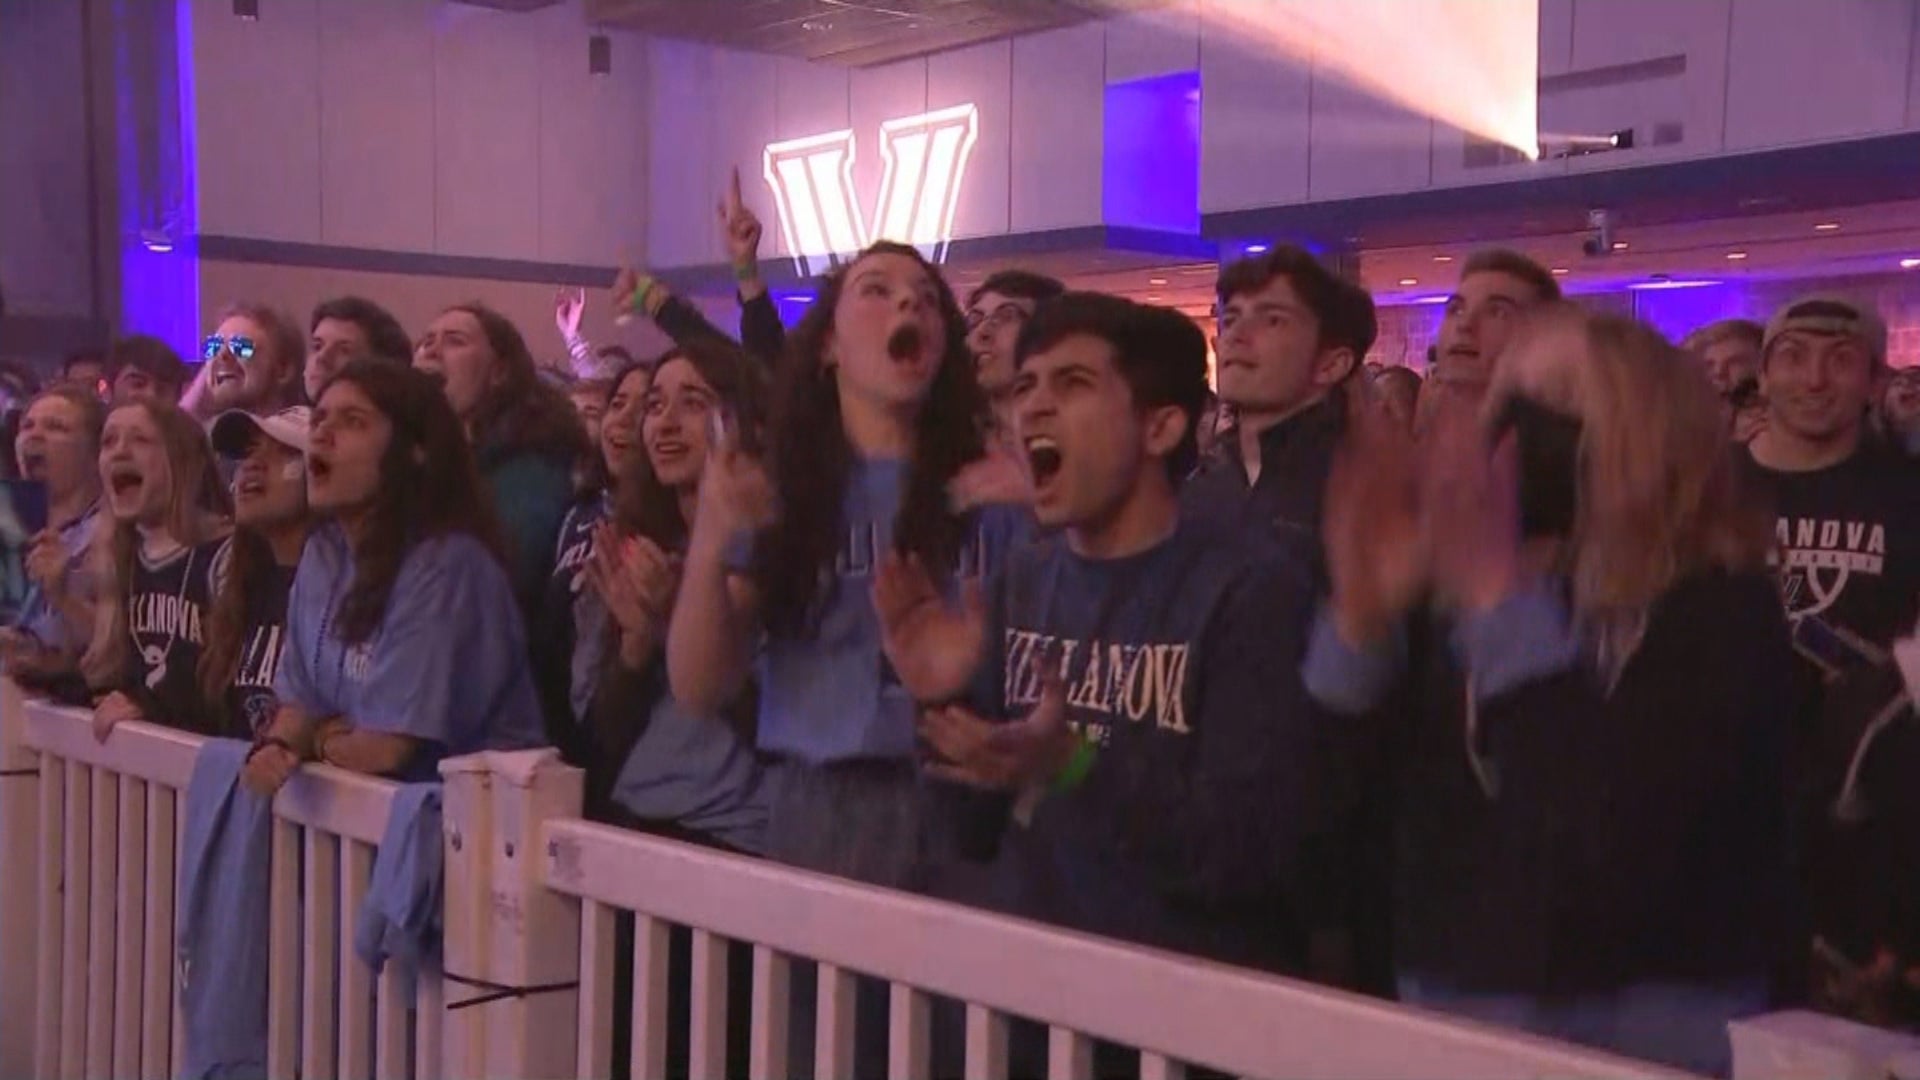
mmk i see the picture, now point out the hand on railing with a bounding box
[242,738,301,797]
[91,690,144,743]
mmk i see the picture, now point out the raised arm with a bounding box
[666,441,769,717]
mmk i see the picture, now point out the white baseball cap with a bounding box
[211,405,311,460]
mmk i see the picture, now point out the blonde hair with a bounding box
[81,401,232,690]
[1496,305,1773,675]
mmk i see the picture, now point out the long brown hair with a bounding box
[320,359,505,644]
[610,340,768,551]
[198,438,312,724]
[1494,305,1773,674]
[753,241,989,636]
[81,401,231,690]
[444,303,592,469]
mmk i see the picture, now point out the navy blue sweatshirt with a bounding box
[960,519,1350,976]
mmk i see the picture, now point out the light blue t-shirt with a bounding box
[275,526,547,779]
[739,458,1026,764]
[611,693,769,853]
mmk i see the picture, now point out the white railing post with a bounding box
[440,749,583,1080]
[0,676,40,1078]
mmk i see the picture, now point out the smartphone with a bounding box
[0,479,49,537]
[707,408,737,454]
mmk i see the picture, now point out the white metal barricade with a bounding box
[0,679,447,1080]
[2,678,1728,1079]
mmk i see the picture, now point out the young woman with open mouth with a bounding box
[2,385,106,684]
[533,359,653,759]
[199,406,315,738]
[241,360,545,797]
[667,240,1025,890]
[83,400,232,740]
[413,303,589,619]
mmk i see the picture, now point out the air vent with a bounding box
[1652,121,1684,146]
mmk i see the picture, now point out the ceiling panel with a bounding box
[586,0,1172,67]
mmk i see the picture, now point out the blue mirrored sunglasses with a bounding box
[202,335,257,363]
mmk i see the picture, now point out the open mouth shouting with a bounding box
[104,461,149,516]
[306,450,335,492]
[887,323,928,366]
[1025,433,1063,492]
[17,449,48,482]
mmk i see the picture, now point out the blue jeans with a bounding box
[1396,973,1768,1077]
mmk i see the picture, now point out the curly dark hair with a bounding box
[319,358,506,644]
[445,303,593,470]
[753,241,989,637]
[610,340,768,552]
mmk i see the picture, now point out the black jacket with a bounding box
[1180,390,1347,566]
[1391,571,1798,994]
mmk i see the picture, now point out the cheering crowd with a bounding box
[1,174,1918,1078]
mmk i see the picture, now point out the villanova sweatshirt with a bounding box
[959,519,1354,976]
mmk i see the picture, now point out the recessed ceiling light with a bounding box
[1397,277,1418,286]
[1244,244,1269,255]
[1902,257,1920,270]
[1814,222,1840,232]
[1432,255,1453,263]
[1551,267,1570,275]
[1726,251,1748,261]
[1148,277,1168,286]
[1146,294,1162,302]
[1611,241,1629,251]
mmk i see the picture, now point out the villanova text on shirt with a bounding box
[1002,628,1192,741]
[131,592,205,643]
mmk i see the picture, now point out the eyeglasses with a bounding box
[203,335,257,363]
[965,303,1029,334]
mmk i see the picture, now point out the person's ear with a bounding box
[1142,403,1190,460]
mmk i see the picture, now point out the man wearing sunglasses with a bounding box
[184,304,304,421]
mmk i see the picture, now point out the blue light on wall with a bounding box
[114,0,200,352]
[1103,71,1200,234]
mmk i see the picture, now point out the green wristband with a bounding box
[1051,738,1097,794]
[627,274,659,316]
[731,260,759,283]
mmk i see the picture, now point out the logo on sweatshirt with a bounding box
[763,104,980,277]
[1001,628,1191,741]
[1773,515,1888,620]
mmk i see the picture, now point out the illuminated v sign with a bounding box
[762,103,980,277]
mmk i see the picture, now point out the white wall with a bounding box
[186,0,649,267]
[644,21,1112,269]
[1200,0,1920,214]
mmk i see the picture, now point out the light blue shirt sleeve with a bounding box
[354,537,539,755]
[272,535,328,715]
[1301,604,1407,715]
[1449,580,1582,702]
